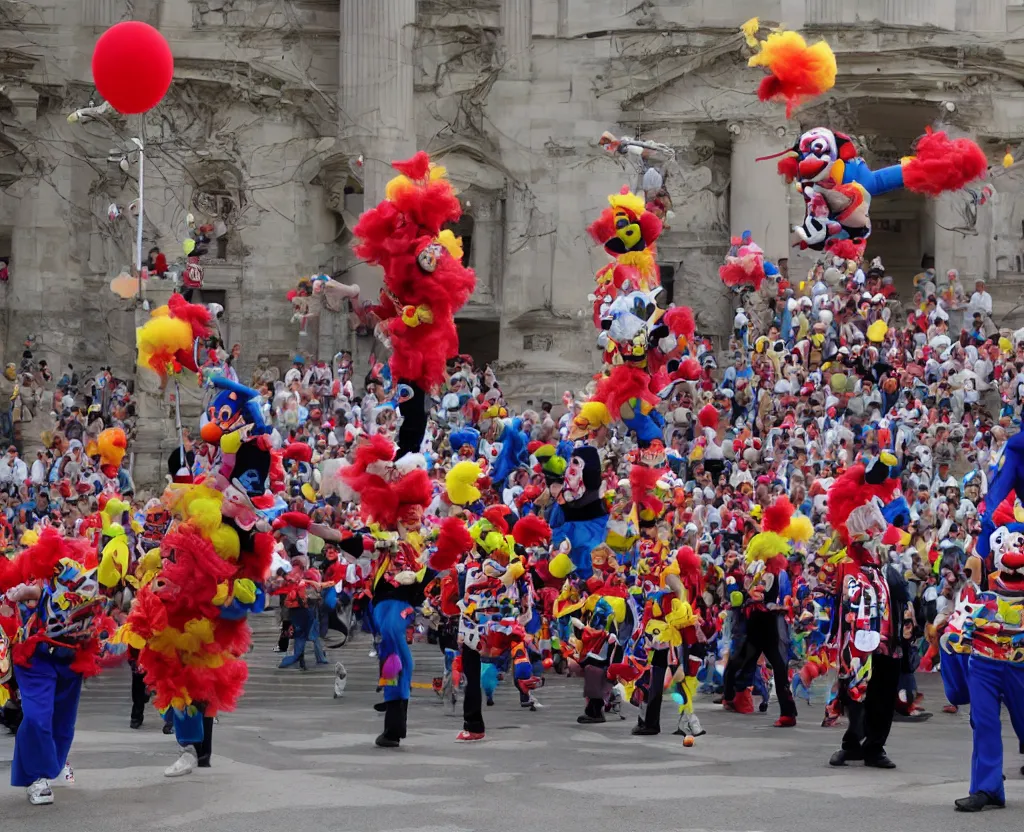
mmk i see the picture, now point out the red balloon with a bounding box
[91,22,174,115]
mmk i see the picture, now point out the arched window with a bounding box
[192,176,240,260]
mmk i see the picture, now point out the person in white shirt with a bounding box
[30,450,47,486]
[967,278,994,335]
[0,446,28,489]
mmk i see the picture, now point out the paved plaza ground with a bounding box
[2,612,1022,832]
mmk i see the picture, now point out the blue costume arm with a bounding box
[843,159,904,197]
[547,501,566,532]
[491,419,528,486]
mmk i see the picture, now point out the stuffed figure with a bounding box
[350,152,477,458]
[588,186,664,293]
[762,126,987,259]
[952,525,1024,811]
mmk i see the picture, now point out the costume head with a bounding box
[588,187,662,258]
[987,525,1024,594]
[561,446,603,509]
[601,289,666,367]
[340,434,431,530]
[136,293,213,387]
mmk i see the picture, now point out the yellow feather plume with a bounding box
[785,515,814,543]
[578,401,612,429]
[741,17,761,49]
[184,497,223,537]
[435,228,464,261]
[608,189,647,217]
[745,530,791,564]
[446,460,483,506]
[210,524,241,561]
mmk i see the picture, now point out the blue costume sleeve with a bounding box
[547,501,565,531]
[978,433,1024,556]
[881,496,910,527]
[843,158,904,197]
[624,407,665,444]
[490,418,528,487]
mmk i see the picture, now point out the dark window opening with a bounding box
[216,236,229,259]
[199,288,226,309]
[658,264,675,306]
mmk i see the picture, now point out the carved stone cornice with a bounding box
[726,120,794,145]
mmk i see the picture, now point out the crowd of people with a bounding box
[1,147,1022,817]
[1,358,137,543]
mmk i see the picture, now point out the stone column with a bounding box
[339,0,417,369]
[500,0,532,79]
[728,121,794,263]
[339,0,417,206]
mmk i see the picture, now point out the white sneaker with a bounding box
[163,748,197,778]
[51,764,74,786]
[27,778,53,805]
[368,649,378,658]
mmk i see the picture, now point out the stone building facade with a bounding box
[2,1,1024,482]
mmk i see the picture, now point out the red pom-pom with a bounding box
[92,22,174,115]
[903,129,988,196]
[431,516,473,571]
[777,156,799,182]
[882,525,903,547]
[826,464,899,544]
[761,497,795,534]
[629,465,666,519]
[675,358,702,381]
[698,404,719,429]
[719,260,766,291]
[391,151,432,181]
[483,505,511,535]
[824,238,866,261]
[992,492,1017,527]
[675,544,700,577]
[512,514,552,548]
[273,511,310,531]
[662,306,695,342]
[283,442,313,463]
[757,75,783,107]
[167,292,213,338]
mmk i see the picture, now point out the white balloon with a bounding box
[642,167,663,191]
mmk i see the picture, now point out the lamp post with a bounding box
[67,105,148,306]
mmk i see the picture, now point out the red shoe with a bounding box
[942,704,958,714]
[455,731,485,742]
[774,715,797,727]
[732,689,755,714]
[722,699,736,712]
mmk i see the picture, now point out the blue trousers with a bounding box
[940,649,971,706]
[373,599,413,702]
[279,606,327,667]
[967,656,1024,801]
[11,653,83,787]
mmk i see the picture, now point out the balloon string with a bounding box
[135,121,145,302]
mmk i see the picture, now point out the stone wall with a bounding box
[4,2,1024,484]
